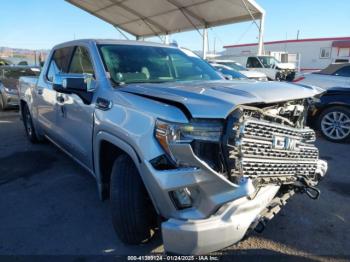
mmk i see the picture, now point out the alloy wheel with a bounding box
[321,111,350,140]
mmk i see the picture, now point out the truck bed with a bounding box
[18,76,39,101]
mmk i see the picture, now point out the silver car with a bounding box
[0,66,40,110]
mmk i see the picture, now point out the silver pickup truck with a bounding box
[18,39,328,255]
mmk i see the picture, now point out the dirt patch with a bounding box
[0,151,57,186]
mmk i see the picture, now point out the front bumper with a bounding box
[1,91,19,108]
[162,185,280,255]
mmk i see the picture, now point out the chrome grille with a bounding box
[226,116,319,184]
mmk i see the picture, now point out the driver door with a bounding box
[55,46,96,171]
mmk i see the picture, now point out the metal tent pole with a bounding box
[164,34,170,45]
[257,13,265,55]
[203,27,208,59]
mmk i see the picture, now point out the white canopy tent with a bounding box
[66,0,266,57]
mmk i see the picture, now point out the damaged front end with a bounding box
[221,100,327,231]
[156,99,327,254]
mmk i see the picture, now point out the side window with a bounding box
[246,57,262,68]
[46,47,74,82]
[334,66,350,77]
[320,47,331,59]
[69,46,94,75]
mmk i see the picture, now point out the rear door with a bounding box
[54,45,96,170]
[36,46,74,141]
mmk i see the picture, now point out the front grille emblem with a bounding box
[272,136,299,151]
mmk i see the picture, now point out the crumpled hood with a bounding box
[120,80,322,119]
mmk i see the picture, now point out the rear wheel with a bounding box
[22,104,39,143]
[318,106,350,142]
[110,154,157,244]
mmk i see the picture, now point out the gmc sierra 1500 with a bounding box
[18,39,327,255]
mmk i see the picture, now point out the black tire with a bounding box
[275,72,282,81]
[318,106,350,143]
[22,104,39,143]
[0,94,4,111]
[110,154,157,244]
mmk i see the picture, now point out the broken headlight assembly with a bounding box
[155,119,223,163]
[154,119,223,210]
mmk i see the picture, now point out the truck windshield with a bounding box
[257,56,280,68]
[99,45,221,85]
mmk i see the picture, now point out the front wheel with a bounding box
[275,72,282,81]
[318,106,350,142]
[110,154,157,244]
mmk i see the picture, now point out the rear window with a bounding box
[334,66,350,77]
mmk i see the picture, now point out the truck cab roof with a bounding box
[52,39,177,50]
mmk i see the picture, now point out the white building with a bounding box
[222,36,350,72]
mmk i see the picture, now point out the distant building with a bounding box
[221,36,350,72]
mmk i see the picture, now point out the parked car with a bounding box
[0,58,11,66]
[209,59,268,81]
[308,87,350,142]
[294,63,350,89]
[232,55,296,81]
[0,66,40,110]
[19,39,327,255]
[209,63,248,80]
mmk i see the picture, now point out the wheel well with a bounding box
[312,104,350,127]
[99,140,127,200]
[316,104,350,118]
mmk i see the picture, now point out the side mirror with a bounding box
[53,73,95,104]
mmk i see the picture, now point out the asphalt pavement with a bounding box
[0,109,349,261]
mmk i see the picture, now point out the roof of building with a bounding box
[224,36,350,49]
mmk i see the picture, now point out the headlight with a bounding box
[155,119,223,162]
[4,87,18,94]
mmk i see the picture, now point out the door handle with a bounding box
[37,89,43,95]
[56,95,64,103]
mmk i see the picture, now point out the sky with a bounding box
[0,0,350,51]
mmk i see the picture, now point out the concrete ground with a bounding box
[0,109,349,261]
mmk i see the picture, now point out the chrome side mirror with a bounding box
[53,73,95,104]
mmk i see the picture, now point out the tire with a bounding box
[22,104,39,143]
[318,106,350,143]
[275,72,282,81]
[0,94,4,111]
[110,154,157,244]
